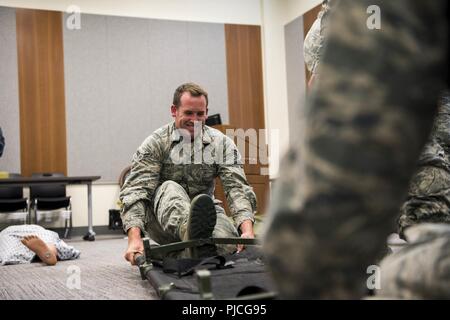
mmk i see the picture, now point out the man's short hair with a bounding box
[173,83,209,108]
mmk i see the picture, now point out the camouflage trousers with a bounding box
[376,223,450,299]
[148,180,239,256]
[398,165,450,238]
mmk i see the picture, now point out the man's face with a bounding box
[171,92,208,139]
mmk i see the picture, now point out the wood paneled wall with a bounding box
[16,9,67,176]
[224,24,265,131]
[223,25,269,216]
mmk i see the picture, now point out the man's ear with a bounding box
[170,105,177,118]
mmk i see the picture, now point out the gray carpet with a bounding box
[0,237,158,300]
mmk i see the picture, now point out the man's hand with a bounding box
[124,227,144,265]
[307,73,317,91]
[237,220,255,253]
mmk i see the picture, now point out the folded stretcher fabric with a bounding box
[145,246,277,300]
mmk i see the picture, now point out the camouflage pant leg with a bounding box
[398,95,450,238]
[170,204,239,258]
[398,166,450,238]
[214,205,240,255]
[153,180,191,242]
[377,223,450,299]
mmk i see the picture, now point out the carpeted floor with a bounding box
[0,236,158,300]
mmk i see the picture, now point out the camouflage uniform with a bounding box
[119,121,256,250]
[398,94,450,238]
[303,0,331,75]
[378,223,450,299]
[263,0,448,299]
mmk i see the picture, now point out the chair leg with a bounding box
[34,200,38,225]
[64,217,69,239]
[64,207,72,239]
[69,212,73,238]
[26,200,30,224]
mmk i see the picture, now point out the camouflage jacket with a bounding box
[119,121,256,234]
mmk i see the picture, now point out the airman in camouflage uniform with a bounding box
[120,83,256,264]
[303,0,331,76]
[263,0,448,299]
[377,93,450,299]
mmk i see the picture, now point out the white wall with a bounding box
[285,0,322,25]
[0,7,20,174]
[0,0,261,25]
[67,185,120,227]
[260,0,289,178]
[260,0,321,178]
[0,0,321,227]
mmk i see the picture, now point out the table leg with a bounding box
[83,182,96,241]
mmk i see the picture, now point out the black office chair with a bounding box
[0,173,29,225]
[205,113,222,126]
[108,166,131,232]
[30,172,72,238]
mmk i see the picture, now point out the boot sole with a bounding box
[188,194,217,240]
[188,194,217,258]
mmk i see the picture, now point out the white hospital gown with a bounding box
[0,224,80,265]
